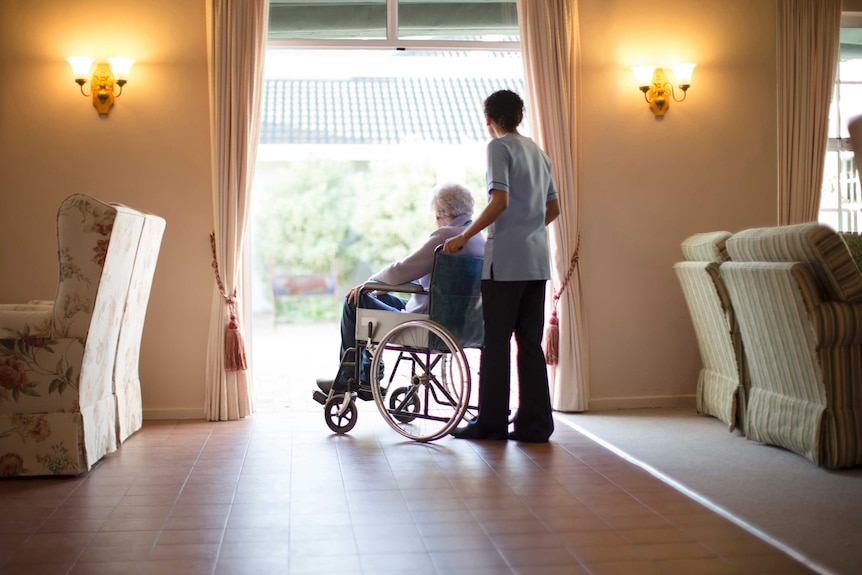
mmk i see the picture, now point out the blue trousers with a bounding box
[475,279,554,441]
[338,292,406,385]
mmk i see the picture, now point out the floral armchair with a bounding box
[0,194,156,476]
[113,211,165,443]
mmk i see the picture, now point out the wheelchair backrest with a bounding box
[428,249,484,349]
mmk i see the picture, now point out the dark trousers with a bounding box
[476,279,554,441]
[338,292,405,385]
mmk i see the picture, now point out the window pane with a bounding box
[269,1,387,40]
[398,0,519,41]
[820,25,862,230]
[838,83,862,139]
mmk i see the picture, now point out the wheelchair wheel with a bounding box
[370,319,470,441]
[389,386,421,423]
[324,394,358,434]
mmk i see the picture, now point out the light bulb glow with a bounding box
[108,57,135,81]
[631,65,657,88]
[67,56,94,80]
[670,63,696,86]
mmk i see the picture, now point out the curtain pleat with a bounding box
[205,0,269,421]
[777,0,841,225]
[516,0,588,412]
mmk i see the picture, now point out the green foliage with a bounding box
[252,158,487,321]
[274,294,341,322]
[343,162,438,276]
[253,160,362,280]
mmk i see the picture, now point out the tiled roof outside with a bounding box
[260,76,526,146]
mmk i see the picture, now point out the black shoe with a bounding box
[316,378,347,395]
[357,382,383,402]
[450,422,507,440]
[507,432,550,443]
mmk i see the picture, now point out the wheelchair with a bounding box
[312,248,484,442]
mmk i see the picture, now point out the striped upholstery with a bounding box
[723,225,862,468]
[727,223,862,303]
[680,231,731,263]
[674,231,746,431]
[839,232,862,273]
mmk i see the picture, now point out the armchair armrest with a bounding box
[811,301,862,347]
[0,309,53,337]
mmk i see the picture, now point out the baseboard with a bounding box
[587,394,696,411]
[143,407,206,420]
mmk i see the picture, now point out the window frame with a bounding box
[820,12,862,232]
[268,0,521,51]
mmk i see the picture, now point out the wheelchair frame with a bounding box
[312,249,484,442]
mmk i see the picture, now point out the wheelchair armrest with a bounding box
[361,281,426,295]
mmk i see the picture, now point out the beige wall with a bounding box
[0,0,784,416]
[578,0,777,408]
[0,0,213,418]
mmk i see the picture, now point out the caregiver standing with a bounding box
[443,89,560,443]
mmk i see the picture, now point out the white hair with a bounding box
[431,182,474,219]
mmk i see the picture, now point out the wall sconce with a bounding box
[631,63,695,117]
[67,56,135,115]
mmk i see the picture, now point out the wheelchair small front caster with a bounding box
[324,394,358,434]
[388,386,421,423]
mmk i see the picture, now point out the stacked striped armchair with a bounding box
[714,223,862,468]
[674,232,747,433]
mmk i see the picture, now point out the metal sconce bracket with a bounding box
[68,57,133,116]
[633,64,694,118]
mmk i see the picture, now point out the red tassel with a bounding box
[544,309,559,366]
[224,303,248,371]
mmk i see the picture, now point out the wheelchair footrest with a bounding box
[312,391,327,405]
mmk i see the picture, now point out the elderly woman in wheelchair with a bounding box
[313,182,485,441]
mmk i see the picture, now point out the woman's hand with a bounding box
[346,284,365,305]
[443,234,467,254]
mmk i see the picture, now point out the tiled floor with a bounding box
[0,408,816,575]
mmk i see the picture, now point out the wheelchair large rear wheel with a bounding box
[370,320,470,441]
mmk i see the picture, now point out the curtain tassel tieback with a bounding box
[210,232,248,371]
[224,298,248,372]
[544,233,580,366]
[544,309,559,366]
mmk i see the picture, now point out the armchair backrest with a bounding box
[680,231,731,264]
[52,194,144,402]
[726,222,862,303]
[113,211,166,442]
[53,195,117,339]
[674,231,743,431]
[52,195,142,340]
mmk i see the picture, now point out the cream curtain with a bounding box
[205,0,269,421]
[777,0,841,224]
[516,0,588,412]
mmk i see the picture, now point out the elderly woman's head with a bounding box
[431,182,474,223]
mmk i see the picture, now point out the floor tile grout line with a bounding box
[207,421,254,575]
[453,435,591,574]
[556,415,832,575]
